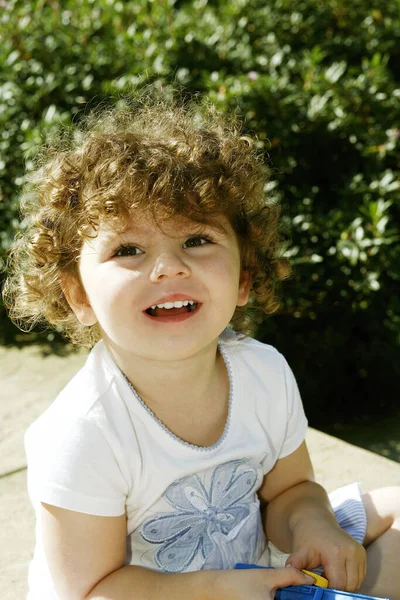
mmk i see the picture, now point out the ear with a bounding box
[237,269,251,307]
[62,277,98,327]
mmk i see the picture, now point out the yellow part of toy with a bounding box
[302,570,329,588]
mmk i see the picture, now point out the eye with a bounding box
[182,236,211,249]
[113,244,143,257]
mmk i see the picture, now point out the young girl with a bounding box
[4,93,400,600]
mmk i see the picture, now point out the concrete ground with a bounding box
[1,344,400,600]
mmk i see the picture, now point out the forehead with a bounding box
[95,210,233,239]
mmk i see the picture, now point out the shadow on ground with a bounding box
[319,415,400,464]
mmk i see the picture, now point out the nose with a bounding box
[149,251,191,282]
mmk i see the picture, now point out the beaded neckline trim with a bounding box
[122,344,233,452]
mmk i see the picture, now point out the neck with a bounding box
[105,338,223,412]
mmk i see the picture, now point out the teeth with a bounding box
[150,300,197,310]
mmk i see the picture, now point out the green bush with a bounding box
[1,0,399,423]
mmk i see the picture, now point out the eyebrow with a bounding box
[96,216,231,244]
[95,226,142,245]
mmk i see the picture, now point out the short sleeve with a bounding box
[25,416,128,517]
[278,357,308,458]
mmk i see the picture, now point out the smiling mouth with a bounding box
[145,301,199,318]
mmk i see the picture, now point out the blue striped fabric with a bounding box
[329,482,367,544]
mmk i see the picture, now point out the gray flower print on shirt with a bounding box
[140,458,261,572]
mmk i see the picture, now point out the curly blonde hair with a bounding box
[3,90,290,348]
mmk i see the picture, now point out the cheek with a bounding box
[204,257,243,304]
[83,268,136,315]
[204,249,241,278]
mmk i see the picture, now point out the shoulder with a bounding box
[24,342,132,512]
[219,329,300,405]
[220,332,307,464]
[25,341,123,455]
[219,329,286,372]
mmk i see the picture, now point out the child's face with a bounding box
[65,212,250,363]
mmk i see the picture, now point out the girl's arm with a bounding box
[41,503,314,600]
[258,441,366,592]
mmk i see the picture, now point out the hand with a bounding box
[214,566,315,600]
[286,519,366,592]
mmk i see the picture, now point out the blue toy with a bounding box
[234,564,389,600]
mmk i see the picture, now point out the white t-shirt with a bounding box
[25,331,308,599]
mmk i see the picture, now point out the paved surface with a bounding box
[1,344,400,600]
